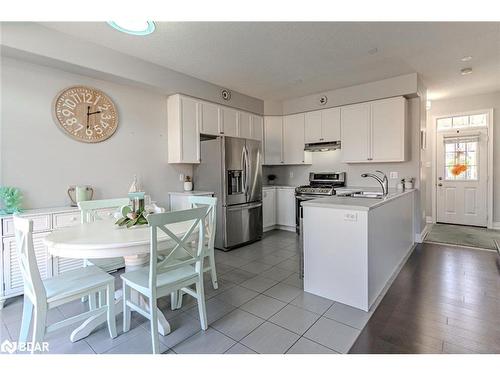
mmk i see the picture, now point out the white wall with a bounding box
[427,91,500,223]
[1,57,193,209]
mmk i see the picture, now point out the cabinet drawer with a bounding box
[2,214,51,236]
[53,212,80,229]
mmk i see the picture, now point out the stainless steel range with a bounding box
[295,172,346,234]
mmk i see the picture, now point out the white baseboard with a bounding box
[426,216,434,224]
[263,225,296,233]
[415,222,432,243]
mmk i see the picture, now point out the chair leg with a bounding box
[99,291,105,308]
[196,282,208,330]
[170,291,178,310]
[31,303,47,354]
[209,249,218,289]
[88,293,98,310]
[123,284,131,333]
[149,296,160,354]
[176,291,184,310]
[106,285,117,339]
[19,295,33,344]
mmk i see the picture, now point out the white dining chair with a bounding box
[170,196,218,310]
[121,206,209,354]
[78,198,129,272]
[14,216,117,353]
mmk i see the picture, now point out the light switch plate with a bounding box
[344,212,357,222]
[389,171,399,179]
[289,171,294,178]
[179,174,184,182]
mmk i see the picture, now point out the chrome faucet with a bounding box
[361,170,389,196]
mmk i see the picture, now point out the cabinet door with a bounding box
[250,115,263,141]
[262,189,276,228]
[321,107,341,142]
[221,107,238,137]
[239,111,252,139]
[371,97,407,162]
[283,113,306,164]
[341,103,370,162]
[276,188,295,227]
[264,116,283,165]
[200,101,220,136]
[3,233,52,295]
[305,111,322,143]
[180,96,200,163]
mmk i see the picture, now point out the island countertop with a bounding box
[301,189,415,211]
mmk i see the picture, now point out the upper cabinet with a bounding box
[341,96,408,163]
[167,95,200,164]
[263,114,311,165]
[264,116,283,165]
[167,94,264,163]
[220,107,238,137]
[305,107,341,143]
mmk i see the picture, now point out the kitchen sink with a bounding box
[346,191,385,199]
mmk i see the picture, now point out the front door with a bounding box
[436,129,488,226]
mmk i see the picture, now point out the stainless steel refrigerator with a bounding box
[193,136,263,251]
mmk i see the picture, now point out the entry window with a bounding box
[437,113,487,130]
[444,137,479,181]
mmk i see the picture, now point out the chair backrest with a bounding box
[147,206,209,292]
[78,198,130,224]
[188,196,217,251]
[13,215,46,302]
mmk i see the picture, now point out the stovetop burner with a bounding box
[295,172,346,196]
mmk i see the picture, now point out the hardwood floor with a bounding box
[349,242,500,353]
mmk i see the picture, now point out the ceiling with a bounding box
[40,22,500,101]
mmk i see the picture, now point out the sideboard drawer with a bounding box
[2,214,51,236]
[53,212,80,229]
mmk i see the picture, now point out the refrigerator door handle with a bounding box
[241,146,247,195]
[244,146,250,198]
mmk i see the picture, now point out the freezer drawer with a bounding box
[224,202,263,249]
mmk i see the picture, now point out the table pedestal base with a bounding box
[69,254,171,342]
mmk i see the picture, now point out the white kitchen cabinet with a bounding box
[371,97,407,162]
[305,107,341,143]
[220,107,238,137]
[341,97,407,163]
[276,188,295,228]
[283,113,311,165]
[200,101,220,136]
[264,116,283,165]
[239,111,252,139]
[341,102,371,162]
[250,115,263,141]
[262,188,276,229]
[167,94,200,163]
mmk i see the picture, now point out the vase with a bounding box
[184,181,193,191]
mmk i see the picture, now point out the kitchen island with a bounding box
[302,189,415,312]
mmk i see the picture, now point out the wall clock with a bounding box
[53,86,118,143]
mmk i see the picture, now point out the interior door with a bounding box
[436,129,487,226]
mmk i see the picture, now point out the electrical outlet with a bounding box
[289,171,294,178]
[344,212,357,222]
[179,174,184,182]
[389,171,399,179]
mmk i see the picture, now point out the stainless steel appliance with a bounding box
[193,136,263,251]
[296,172,346,278]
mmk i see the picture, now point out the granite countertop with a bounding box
[301,189,415,211]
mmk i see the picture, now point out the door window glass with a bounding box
[444,137,479,181]
[437,113,488,130]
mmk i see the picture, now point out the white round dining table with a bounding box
[44,219,194,342]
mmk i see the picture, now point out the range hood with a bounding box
[304,141,341,152]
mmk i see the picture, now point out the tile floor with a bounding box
[0,230,372,354]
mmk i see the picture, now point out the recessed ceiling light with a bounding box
[107,21,155,36]
[460,67,473,75]
[460,56,473,62]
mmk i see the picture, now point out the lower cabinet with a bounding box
[263,188,276,229]
[262,187,295,231]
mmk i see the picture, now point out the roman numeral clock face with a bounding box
[54,86,118,143]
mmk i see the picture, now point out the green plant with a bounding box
[0,186,23,214]
[115,206,148,228]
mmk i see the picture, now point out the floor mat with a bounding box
[424,223,500,250]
